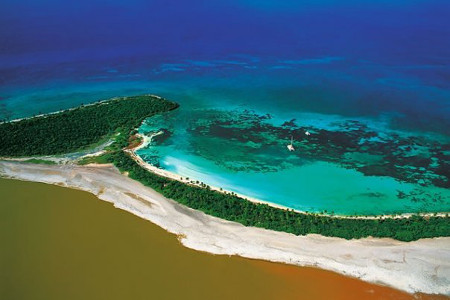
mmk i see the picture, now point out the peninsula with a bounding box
[1,95,449,295]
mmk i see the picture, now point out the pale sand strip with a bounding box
[0,161,449,295]
[129,133,449,219]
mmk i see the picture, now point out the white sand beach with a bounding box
[128,133,448,219]
[0,160,449,295]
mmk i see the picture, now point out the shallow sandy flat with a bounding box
[0,161,449,295]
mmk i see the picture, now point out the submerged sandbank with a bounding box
[0,161,449,295]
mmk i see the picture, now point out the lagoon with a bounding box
[2,64,449,215]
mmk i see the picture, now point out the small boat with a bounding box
[287,136,295,151]
[305,131,311,136]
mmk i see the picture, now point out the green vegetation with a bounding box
[1,94,448,241]
[0,95,178,156]
[77,153,114,165]
[107,151,449,242]
[22,159,57,165]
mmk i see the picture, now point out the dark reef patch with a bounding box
[182,109,449,190]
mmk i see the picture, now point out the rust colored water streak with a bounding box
[0,178,446,300]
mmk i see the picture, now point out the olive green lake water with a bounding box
[0,178,444,300]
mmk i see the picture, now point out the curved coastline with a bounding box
[131,131,449,219]
[1,95,448,241]
[1,95,449,295]
[0,160,449,295]
[2,94,448,219]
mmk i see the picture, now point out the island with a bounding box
[1,95,449,295]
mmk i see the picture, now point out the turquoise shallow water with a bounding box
[2,56,450,215]
[145,150,447,215]
[136,101,450,216]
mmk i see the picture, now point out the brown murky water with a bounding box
[0,178,445,300]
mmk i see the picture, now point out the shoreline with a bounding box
[1,160,449,296]
[0,94,164,125]
[130,132,449,220]
[3,97,447,220]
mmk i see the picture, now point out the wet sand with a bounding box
[0,161,449,296]
[1,178,446,300]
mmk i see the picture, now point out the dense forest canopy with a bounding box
[0,95,178,156]
[109,151,449,242]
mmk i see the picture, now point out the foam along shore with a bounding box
[0,161,449,295]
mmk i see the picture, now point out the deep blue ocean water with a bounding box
[1,0,449,214]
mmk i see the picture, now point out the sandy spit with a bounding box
[0,161,449,295]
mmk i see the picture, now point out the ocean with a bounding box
[1,0,449,215]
